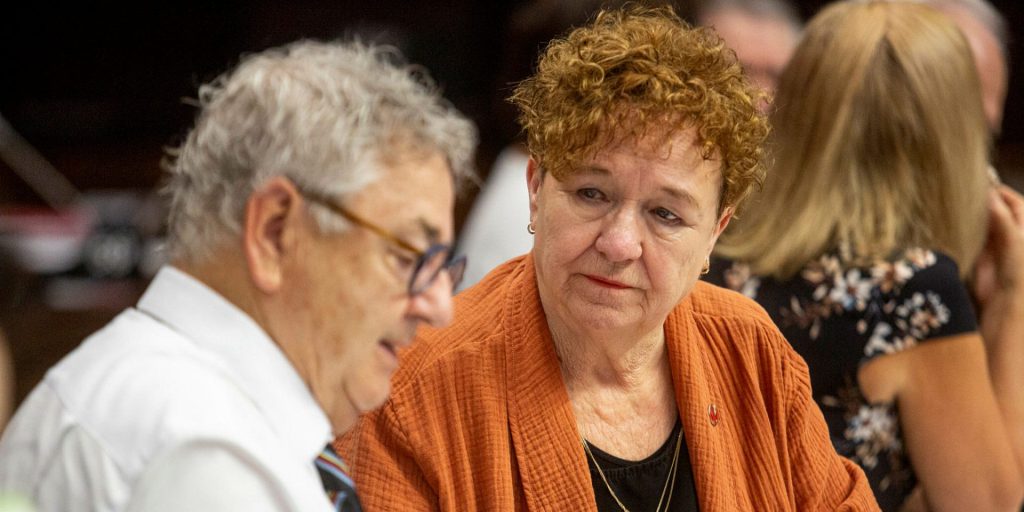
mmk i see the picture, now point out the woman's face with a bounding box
[529,127,732,337]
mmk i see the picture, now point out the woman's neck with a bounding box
[548,317,679,459]
[549,314,668,392]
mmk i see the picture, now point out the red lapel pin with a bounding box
[708,404,721,427]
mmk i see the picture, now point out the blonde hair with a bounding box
[716,0,990,279]
[510,5,769,212]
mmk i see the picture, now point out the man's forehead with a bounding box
[354,150,454,242]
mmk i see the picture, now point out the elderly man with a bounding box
[695,0,802,111]
[0,40,476,512]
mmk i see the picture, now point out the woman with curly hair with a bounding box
[338,6,878,510]
[708,1,1024,510]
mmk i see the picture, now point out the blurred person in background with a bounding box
[929,0,1009,135]
[708,1,1024,510]
[0,39,476,512]
[339,6,878,510]
[694,0,802,111]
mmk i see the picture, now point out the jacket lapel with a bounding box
[666,297,740,511]
[504,255,595,511]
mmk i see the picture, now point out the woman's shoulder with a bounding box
[708,248,962,297]
[854,248,977,357]
[797,248,969,320]
[880,249,962,291]
[685,281,784,345]
[688,280,775,323]
[682,282,809,384]
[710,248,976,358]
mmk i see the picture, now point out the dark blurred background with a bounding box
[1,0,1021,406]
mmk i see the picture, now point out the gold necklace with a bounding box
[581,429,683,512]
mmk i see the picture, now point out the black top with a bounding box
[705,249,977,511]
[584,417,699,512]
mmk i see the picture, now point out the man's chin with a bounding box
[326,385,386,435]
[342,383,391,417]
[328,409,360,436]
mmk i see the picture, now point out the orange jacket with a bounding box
[337,255,879,511]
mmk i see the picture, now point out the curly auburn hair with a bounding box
[510,5,769,211]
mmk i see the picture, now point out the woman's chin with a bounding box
[564,300,643,332]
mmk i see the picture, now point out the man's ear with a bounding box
[243,177,303,293]
[526,157,543,220]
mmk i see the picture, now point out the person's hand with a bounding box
[973,185,1024,313]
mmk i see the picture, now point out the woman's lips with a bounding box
[584,274,630,289]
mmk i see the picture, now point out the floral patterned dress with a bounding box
[705,249,977,511]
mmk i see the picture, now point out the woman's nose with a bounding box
[594,209,643,262]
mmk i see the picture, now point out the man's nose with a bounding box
[407,271,455,328]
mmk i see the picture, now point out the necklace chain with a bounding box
[582,429,683,512]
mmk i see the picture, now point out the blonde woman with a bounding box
[709,1,1024,510]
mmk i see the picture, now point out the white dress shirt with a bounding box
[0,266,335,512]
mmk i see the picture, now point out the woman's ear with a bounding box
[243,177,304,293]
[708,206,735,254]
[527,157,543,219]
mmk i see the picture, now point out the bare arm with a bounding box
[973,185,1024,479]
[893,334,1023,511]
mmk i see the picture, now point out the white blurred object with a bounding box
[456,146,533,291]
[0,111,94,274]
[0,206,96,274]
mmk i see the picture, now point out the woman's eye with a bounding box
[576,188,606,201]
[653,207,681,224]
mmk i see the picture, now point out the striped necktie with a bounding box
[314,443,363,512]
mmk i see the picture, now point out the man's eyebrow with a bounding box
[417,219,441,244]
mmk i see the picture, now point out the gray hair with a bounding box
[927,0,1009,58]
[695,0,803,34]
[163,40,477,262]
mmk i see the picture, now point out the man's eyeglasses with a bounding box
[297,187,466,296]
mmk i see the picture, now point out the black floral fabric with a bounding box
[705,249,977,511]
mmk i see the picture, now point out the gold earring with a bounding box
[527,221,536,235]
[700,257,710,275]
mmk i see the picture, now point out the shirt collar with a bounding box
[136,265,332,464]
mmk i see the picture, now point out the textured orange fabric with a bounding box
[337,255,879,511]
